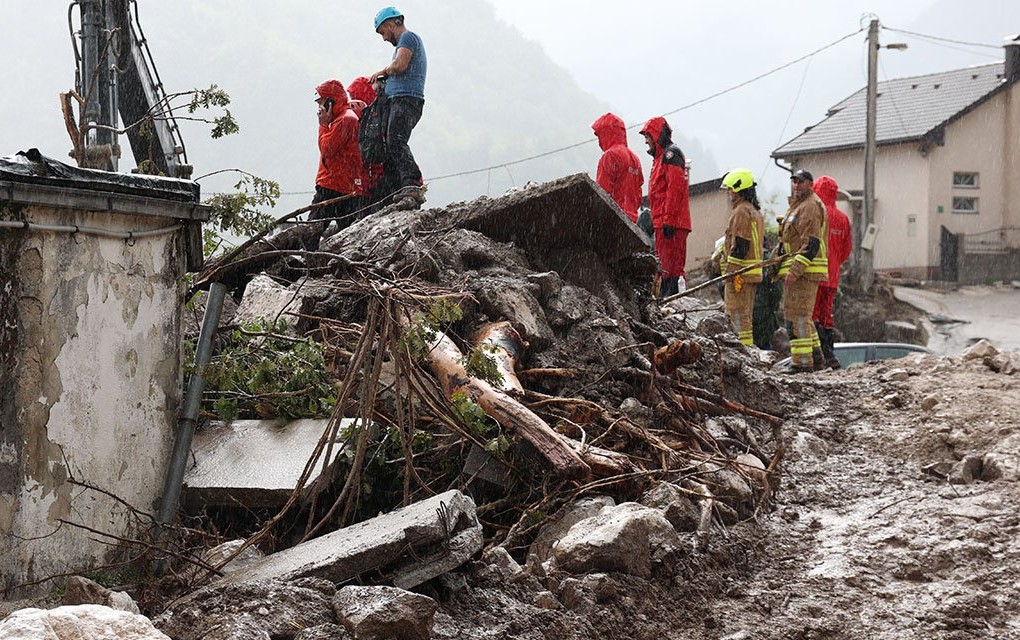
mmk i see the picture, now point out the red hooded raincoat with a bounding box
[315,80,364,196]
[592,113,644,222]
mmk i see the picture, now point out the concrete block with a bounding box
[233,274,309,333]
[183,419,348,509]
[220,490,482,590]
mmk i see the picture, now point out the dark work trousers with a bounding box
[385,96,424,188]
[305,186,360,251]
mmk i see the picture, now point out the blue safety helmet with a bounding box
[374,6,403,31]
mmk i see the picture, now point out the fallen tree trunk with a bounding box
[472,322,525,397]
[423,329,591,481]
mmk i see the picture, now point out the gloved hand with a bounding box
[662,225,676,239]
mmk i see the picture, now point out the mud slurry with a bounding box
[702,354,1020,640]
[431,353,1020,639]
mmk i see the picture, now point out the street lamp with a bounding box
[860,18,907,292]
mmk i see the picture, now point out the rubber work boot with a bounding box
[812,348,826,371]
[822,328,841,369]
[659,276,680,298]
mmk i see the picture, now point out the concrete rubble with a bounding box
[218,490,483,590]
[0,605,170,640]
[182,418,348,510]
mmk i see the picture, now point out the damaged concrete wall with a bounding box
[0,196,191,592]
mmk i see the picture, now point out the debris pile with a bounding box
[2,175,795,639]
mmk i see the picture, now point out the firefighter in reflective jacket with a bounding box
[778,169,829,372]
[720,169,765,346]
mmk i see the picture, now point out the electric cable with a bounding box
[425,27,866,183]
[882,26,1002,50]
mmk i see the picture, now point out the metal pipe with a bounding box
[0,219,181,239]
[156,281,227,528]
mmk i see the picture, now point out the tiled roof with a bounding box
[773,62,1006,157]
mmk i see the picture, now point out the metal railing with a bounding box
[962,226,1020,254]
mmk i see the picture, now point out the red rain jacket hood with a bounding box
[315,80,364,196]
[640,116,672,157]
[347,76,377,117]
[814,176,852,287]
[315,80,350,120]
[347,77,377,105]
[592,113,627,152]
[814,175,839,209]
[592,113,643,222]
[640,116,690,230]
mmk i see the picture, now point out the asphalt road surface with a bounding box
[894,284,1020,355]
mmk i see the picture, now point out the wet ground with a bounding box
[894,284,1020,354]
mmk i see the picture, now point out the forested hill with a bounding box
[2,1,717,209]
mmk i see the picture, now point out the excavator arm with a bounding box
[71,0,192,178]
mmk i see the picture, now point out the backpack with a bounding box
[359,94,388,166]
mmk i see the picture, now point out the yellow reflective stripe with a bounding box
[790,338,813,355]
[751,223,762,262]
[812,333,821,348]
[727,256,757,267]
[739,330,754,346]
[794,255,811,266]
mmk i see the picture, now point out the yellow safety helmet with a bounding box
[721,168,755,193]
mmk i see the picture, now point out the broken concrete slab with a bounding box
[443,173,651,266]
[220,490,482,590]
[463,444,512,488]
[232,274,308,332]
[182,419,348,510]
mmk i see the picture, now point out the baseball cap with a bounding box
[791,169,814,182]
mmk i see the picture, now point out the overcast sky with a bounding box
[1,1,1017,203]
[491,0,1017,195]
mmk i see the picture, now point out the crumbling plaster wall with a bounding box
[0,203,184,592]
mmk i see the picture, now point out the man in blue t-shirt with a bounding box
[372,6,427,208]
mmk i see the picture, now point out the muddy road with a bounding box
[694,353,1020,639]
[427,350,1020,639]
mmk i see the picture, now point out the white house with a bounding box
[772,36,1020,281]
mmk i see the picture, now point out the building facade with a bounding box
[0,151,206,593]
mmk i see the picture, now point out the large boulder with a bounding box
[0,605,169,640]
[154,579,335,640]
[529,496,615,563]
[550,502,684,578]
[60,576,140,614]
[332,585,437,640]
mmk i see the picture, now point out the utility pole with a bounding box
[859,19,908,291]
[860,18,879,292]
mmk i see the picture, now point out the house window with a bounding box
[952,196,979,214]
[953,172,979,188]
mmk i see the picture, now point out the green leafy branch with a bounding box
[196,317,335,422]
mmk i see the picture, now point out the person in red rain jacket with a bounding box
[812,175,852,369]
[307,79,365,251]
[592,113,644,223]
[640,116,691,297]
[347,76,377,118]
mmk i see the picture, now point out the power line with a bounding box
[220,26,868,196]
[653,28,864,123]
[427,27,865,183]
[882,26,1002,50]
